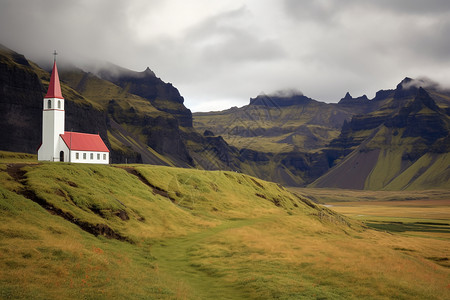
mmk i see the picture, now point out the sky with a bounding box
[1,0,450,112]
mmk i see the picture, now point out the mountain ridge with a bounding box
[1,43,449,189]
[194,78,450,189]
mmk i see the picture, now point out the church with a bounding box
[37,57,110,164]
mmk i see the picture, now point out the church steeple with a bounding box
[38,53,65,162]
[45,60,63,99]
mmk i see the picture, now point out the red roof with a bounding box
[60,132,109,152]
[45,61,64,99]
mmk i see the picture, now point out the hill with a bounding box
[0,152,449,299]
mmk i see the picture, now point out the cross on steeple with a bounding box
[53,50,58,62]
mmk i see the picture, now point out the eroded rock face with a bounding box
[97,66,193,127]
[0,52,43,153]
[143,116,193,165]
[106,99,193,165]
[328,87,450,167]
[65,101,110,148]
[387,88,448,144]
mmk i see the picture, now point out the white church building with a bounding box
[37,58,110,164]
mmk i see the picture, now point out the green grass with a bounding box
[365,220,449,234]
[0,151,37,163]
[0,153,449,299]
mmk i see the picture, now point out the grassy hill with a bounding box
[1,151,449,299]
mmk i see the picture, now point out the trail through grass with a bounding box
[151,217,273,299]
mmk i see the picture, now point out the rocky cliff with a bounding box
[313,82,450,190]
[95,63,193,128]
[0,45,43,153]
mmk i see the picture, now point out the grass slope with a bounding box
[0,151,449,299]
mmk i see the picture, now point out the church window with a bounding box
[48,100,52,109]
[76,152,79,160]
[83,153,86,160]
[90,153,93,160]
[58,100,61,109]
[103,154,106,160]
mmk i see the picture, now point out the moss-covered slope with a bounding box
[1,153,449,299]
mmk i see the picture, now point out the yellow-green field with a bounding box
[294,187,450,264]
[0,151,449,299]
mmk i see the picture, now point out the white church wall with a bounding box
[70,150,109,164]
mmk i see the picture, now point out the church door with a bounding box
[60,151,64,162]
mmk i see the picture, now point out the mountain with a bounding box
[193,89,385,186]
[1,44,449,189]
[194,79,450,189]
[94,62,192,128]
[312,81,450,190]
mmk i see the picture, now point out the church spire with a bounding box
[45,56,63,99]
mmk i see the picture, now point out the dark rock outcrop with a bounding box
[97,64,193,127]
[338,92,369,104]
[328,86,450,168]
[386,88,449,145]
[0,49,43,153]
[249,94,314,107]
[107,99,193,165]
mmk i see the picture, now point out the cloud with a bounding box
[1,0,449,112]
[400,77,444,91]
[266,89,304,98]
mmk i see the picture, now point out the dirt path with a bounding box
[150,217,272,299]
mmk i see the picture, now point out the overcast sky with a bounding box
[1,0,449,112]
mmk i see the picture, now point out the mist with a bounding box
[1,0,449,112]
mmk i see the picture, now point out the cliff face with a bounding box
[105,97,192,166]
[96,64,193,128]
[313,85,450,190]
[0,46,43,153]
[330,85,449,156]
